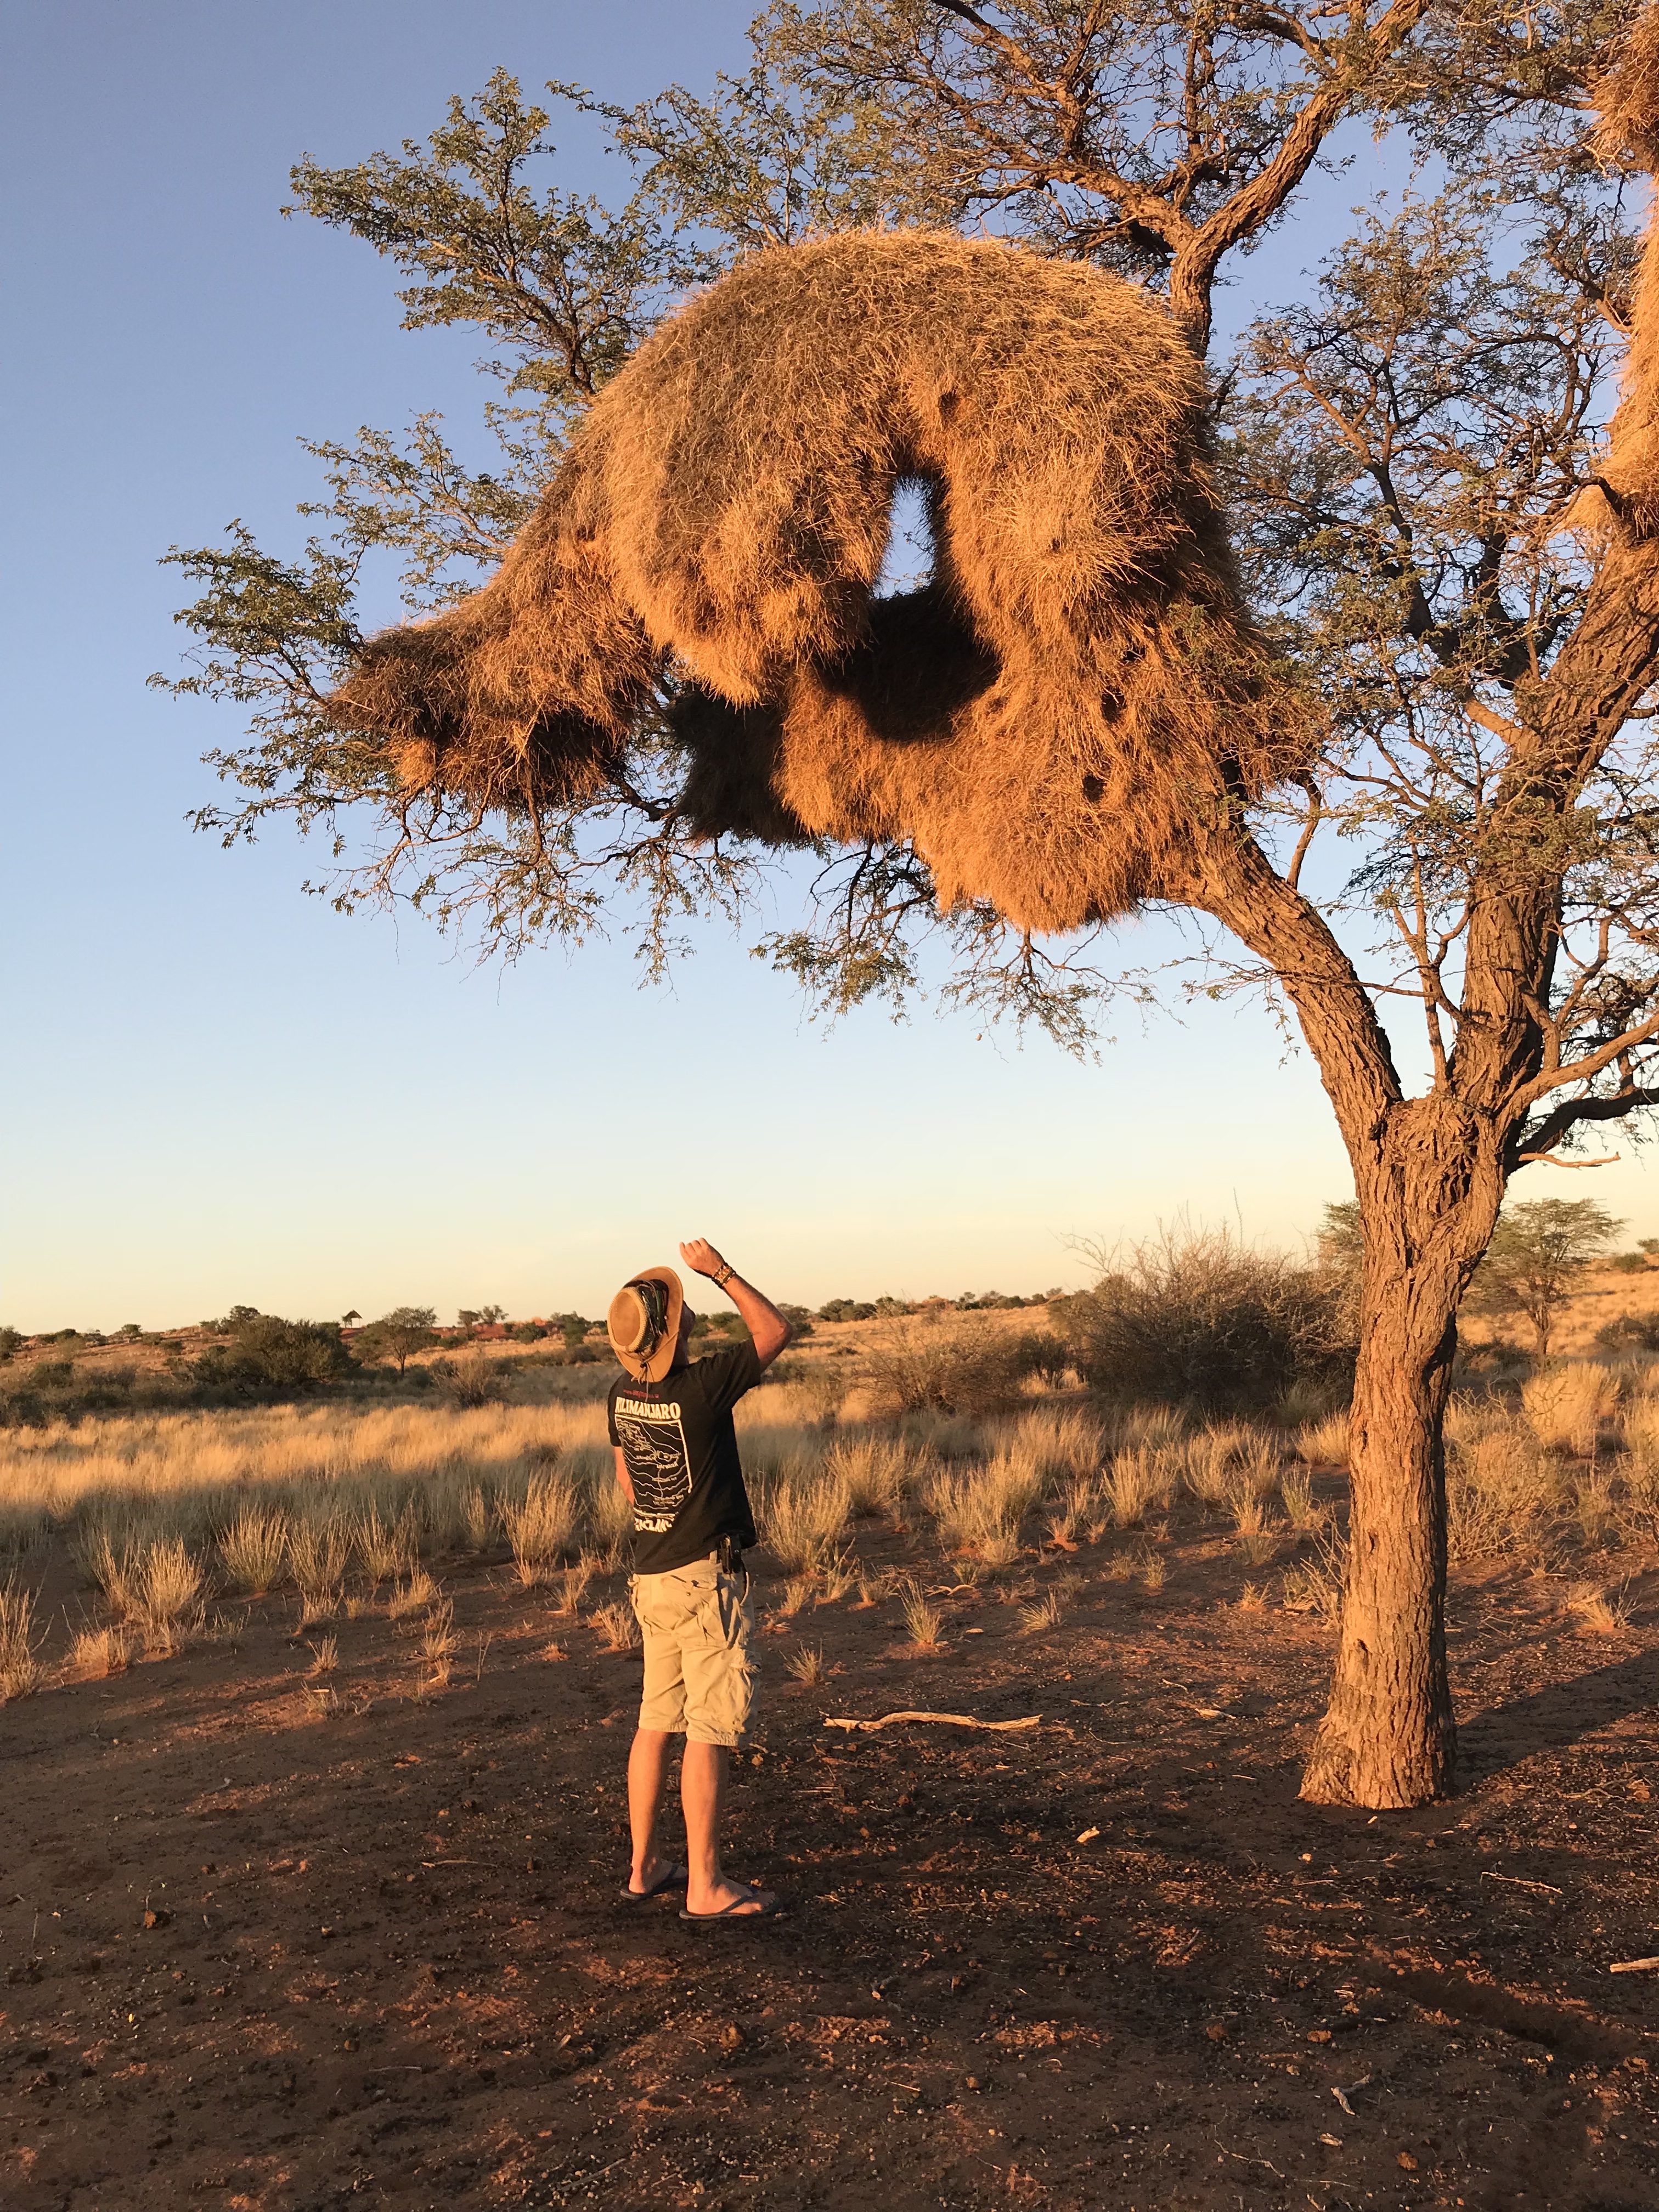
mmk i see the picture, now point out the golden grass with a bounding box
[590,1599,639,1653]
[1279,1468,1327,1533]
[219,1508,288,1595]
[756,1463,852,1571]
[1567,1581,1632,1636]
[4,1337,1656,1705]
[0,1397,611,1528]
[0,1580,42,1700]
[500,1474,582,1585]
[900,1582,946,1650]
[1523,1363,1621,1457]
[1103,1446,1175,1529]
[69,1623,131,1679]
[1295,1411,1350,1468]
[785,1644,827,1685]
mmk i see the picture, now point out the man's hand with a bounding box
[678,1240,791,1369]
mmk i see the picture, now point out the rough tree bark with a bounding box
[1176,524,1659,1806]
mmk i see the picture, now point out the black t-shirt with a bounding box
[607,1341,763,1574]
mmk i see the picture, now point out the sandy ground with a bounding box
[3,1496,1657,2212]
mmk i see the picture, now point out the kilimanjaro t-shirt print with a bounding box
[611,1392,691,1530]
[607,1341,763,1575]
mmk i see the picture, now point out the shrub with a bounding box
[864,1313,1063,1416]
[194,1313,354,1394]
[1596,1313,1659,1353]
[1053,1225,1352,1410]
[429,1352,507,1408]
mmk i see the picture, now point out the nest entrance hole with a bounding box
[874,474,940,600]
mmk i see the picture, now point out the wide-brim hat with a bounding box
[607,1265,685,1384]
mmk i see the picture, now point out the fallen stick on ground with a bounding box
[1610,1955,1659,1974]
[822,1711,1041,1734]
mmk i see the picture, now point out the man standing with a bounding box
[607,1238,790,1920]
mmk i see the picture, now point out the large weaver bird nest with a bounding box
[332,229,1318,934]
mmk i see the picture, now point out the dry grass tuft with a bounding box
[0,1581,43,1700]
[1019,1589,1063,1635]
[554,1560,595,1618]
[825,1435,915,1523]
[584,1475,635,1571]
[387,1568,438,1621]
[927,1444,1043,1562]
[785,1644,827,1686]
[219,1508,290,1596]
[1282,1534,1346,1624]
[1295,1410,1350,1468]
[135,1538,206,1656]
[289,1516,349,1618]
[1447,1419,1559,1561]
[461,1483,496,1553]
[758,1465,851,1571]
[1278,1468,1328,1533]
[501,1474,581,1586]
[1523,1363,1621,1457]
[421,1600,459,1681]
[776,1574,815,1620]
[69,1623,132,1679]
[1103,1445,1176,1528]
[591,1599,640,1653]
[306,1635,338,1677]
[354,1505,420,1586]
[1567,1581,1632,1636]
[1045,1476,1094,1549]
[900,1581,946,1650]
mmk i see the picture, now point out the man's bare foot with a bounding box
[684,1877,777,1917]
[624,1855,686,1898]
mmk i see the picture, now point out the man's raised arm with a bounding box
[679,1240,791,1369]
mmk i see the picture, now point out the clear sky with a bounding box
[3,1,1653,1333]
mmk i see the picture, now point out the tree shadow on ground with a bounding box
[1459,1649,1658,1782]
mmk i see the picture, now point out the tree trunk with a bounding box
[1299,1269,1459,1805]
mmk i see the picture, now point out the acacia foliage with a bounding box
[156,1,1659,1141]
[1468,1195,1624,1355]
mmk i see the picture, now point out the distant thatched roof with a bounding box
[332,229,1318,932]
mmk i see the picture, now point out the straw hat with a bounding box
[607,1266,685,1384]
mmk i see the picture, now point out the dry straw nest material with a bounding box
[332,229,1318,932]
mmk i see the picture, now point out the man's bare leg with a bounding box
[681,1740,776,1915]
[627,1728,681,1893]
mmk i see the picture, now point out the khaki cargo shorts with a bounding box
[629,1556,759,1748]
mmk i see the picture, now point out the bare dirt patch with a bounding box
[2,1514,1656,2211]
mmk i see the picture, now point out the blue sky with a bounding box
[3,1,1652,1332]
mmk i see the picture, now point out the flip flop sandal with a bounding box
[619,1863,687,1902]
[679,1891,786,1921]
